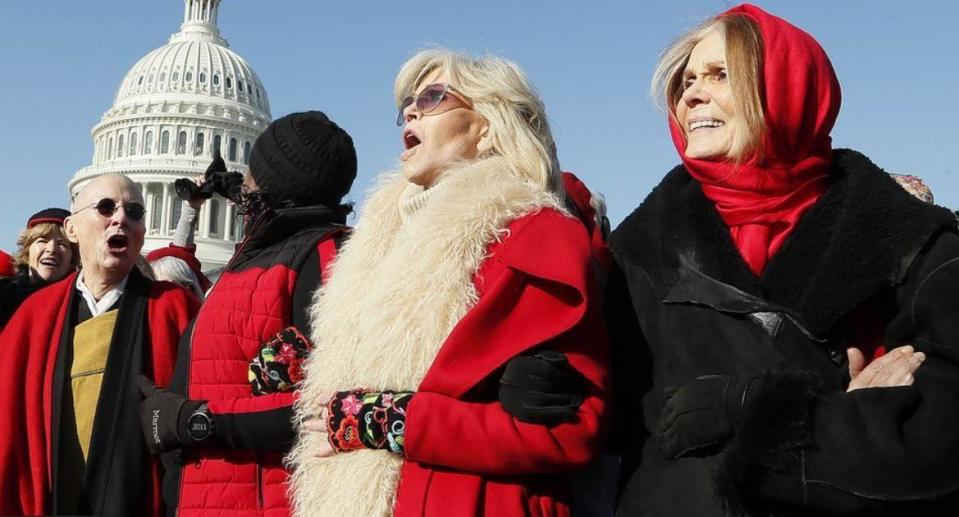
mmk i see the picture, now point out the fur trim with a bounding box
[610,163,761,299]
[287,157,564,517]
[715,370,823,516]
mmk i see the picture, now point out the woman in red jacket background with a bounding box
[288,48,611,517]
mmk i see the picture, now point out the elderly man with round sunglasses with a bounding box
[0,173,198,516]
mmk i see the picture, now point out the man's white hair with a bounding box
[150,256,205,301]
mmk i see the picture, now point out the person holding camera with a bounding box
[145,154,232,302]
[137,111,356,516]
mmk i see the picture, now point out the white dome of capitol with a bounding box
[70,0,271,269]
[113,17,270,116]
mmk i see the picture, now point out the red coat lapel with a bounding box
[419,210,593,397]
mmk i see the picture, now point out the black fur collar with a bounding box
[611,149,957,336]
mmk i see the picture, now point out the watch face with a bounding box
[187,412,212,441]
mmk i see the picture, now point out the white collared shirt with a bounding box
[75,272,129,317]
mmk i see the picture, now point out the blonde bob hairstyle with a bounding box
[394,48,562,193]
[652,14,765,162]
[13,222,78,276]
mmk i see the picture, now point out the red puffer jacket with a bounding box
[170,207,346,517]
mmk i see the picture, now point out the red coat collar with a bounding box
[419,209,595,397]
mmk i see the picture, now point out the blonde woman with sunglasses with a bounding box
[289,48,611,517]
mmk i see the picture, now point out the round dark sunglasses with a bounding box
[395,83,467,127]
[73,198,146,222]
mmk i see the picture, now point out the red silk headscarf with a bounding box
[670,4,842,275]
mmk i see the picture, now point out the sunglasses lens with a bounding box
[416,84,448,113]
[91,198,145,221]
[396,96,414,126]
[95,198,117,216]
[126,203,146,221]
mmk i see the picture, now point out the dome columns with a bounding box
[200,197,212,238]
[223,203,235,241]
[138,180,236,242]
[183,0,220,28]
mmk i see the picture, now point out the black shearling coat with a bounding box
[608,149,959,516]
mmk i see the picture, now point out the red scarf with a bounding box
[671,3,842,275]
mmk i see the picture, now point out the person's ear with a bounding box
[63,217,80,244]
[475,117,494,156]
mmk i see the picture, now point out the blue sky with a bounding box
[1,0,956,251]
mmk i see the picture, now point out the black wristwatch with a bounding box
[186,403,215,443]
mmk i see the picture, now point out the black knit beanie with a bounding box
[249,111,357,208]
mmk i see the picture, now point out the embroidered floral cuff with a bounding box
[326,389,413,455]
[248,326,313,395]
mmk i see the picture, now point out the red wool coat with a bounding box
[0,272,196,516]
[394,208,611,517]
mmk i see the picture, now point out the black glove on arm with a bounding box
[499,349,587,425]
[658,375,757,459]
[138,375,205,455]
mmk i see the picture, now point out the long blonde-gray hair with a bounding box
[395,48,562,192]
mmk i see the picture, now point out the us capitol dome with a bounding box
[69,0,271,268]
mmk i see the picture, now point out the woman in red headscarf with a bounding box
[608,4,959,515]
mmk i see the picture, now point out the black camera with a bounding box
[175,150,244,203]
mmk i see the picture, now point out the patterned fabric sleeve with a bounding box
[248,326,314,395]
[327,389,413,455]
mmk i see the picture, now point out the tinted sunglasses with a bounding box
[396,83,468,127]
[73,198,146,222]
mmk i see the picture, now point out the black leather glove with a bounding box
[138,375,204,454]
[499,349,586,425]
[658,375,757,459]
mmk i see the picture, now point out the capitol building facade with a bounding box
[68,0,270,268]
